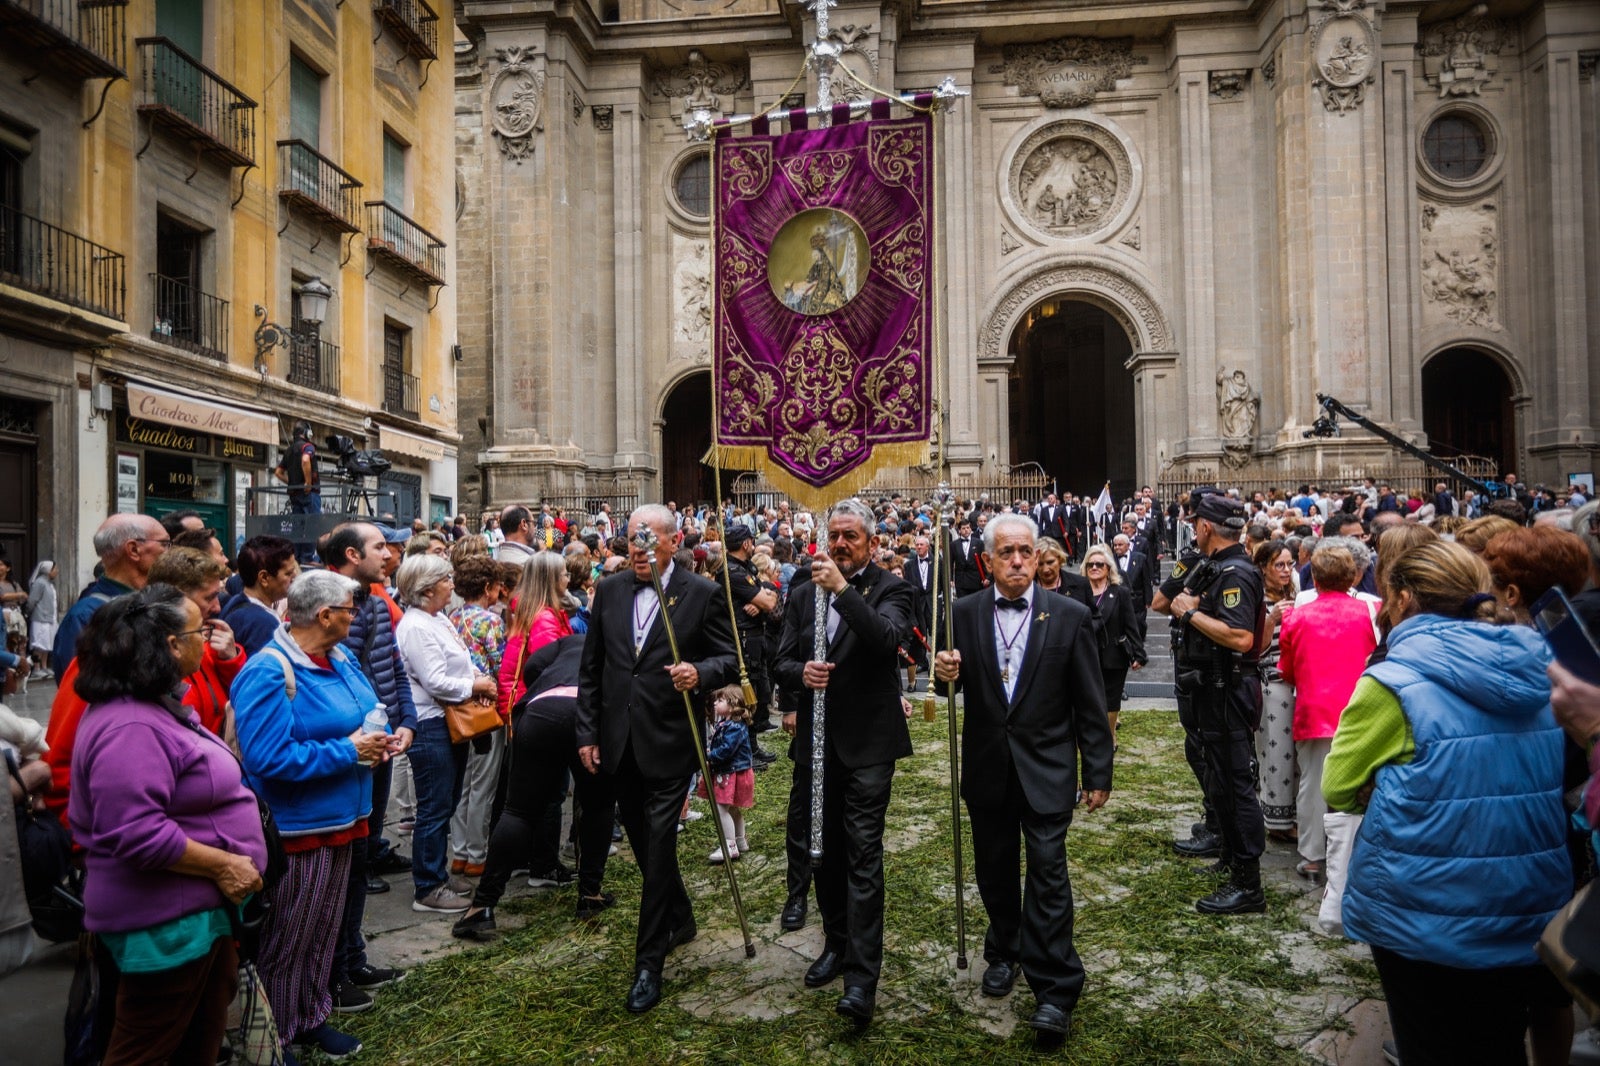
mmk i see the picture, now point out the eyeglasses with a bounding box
[134,537,172,548]
[176,624,214,639]
[326,605,357,615]
[1085,561,1108,569]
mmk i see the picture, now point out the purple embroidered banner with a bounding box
[712,112,933,506]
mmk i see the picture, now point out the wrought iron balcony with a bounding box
[372,0,438,61]
[0,203,125,321]
[277,140,362,234]
[382,362,419,420]
[365,201,445,287]
[287,326,341,392]
[149,272,228,360]
[136,37,256,167]
[0,0,126,79]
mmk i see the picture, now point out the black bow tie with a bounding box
[996,597,1028,612]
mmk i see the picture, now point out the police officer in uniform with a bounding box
[723,525,780,761]
[1151,499,1216,861]
[1164,492,1267,914]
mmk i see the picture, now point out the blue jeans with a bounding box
[409,717,467,898]
[289,490,322,514]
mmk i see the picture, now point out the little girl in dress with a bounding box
[700,685,755,864]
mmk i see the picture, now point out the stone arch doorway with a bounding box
[1421,346,1515,474]
[659,371,717,509]
[1007,298,1137,498]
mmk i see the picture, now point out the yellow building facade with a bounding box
[0,0,459,588]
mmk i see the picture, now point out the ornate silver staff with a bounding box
[634,527,756,958]
[809,581,829,866]
[934,485,969,970]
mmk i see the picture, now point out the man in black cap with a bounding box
[722,524,779,758]
[274,420,321,514]
[1164,491,1267,914]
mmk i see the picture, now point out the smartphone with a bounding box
[1533,587,1600,687]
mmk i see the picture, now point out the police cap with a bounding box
[1194,493,1247,530]
[724,525,753,550]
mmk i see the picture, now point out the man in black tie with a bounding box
[1112,533,1155,639]
[1033,493,1067,544]
[901,533,944,664]
[774,498,915,1027]
[951,517,987,598]
[576,504,736,1014]
[934,513,1113,1048]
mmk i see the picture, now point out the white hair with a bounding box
[629,503,677,540]
[395,554,454,607]
[286,570,362,626]
[982,513,1038,554]
[826,498,875,534]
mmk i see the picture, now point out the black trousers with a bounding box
[472,711,616,909]
[613,744,694,975]
[785,736,815,906]
[968,771,1086,1011]
[1371,944,1568,1066]
[793,746,896,992]
[1175,690,1218,833]
[1194,678,1265,864]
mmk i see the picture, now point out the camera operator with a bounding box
[274,421,322,514]
[1164,492,1266,915]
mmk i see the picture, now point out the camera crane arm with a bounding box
[1303,393,1496,497]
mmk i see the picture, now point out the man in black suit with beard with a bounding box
[934,513,1113,1048]
[577,504,736,1014]
[774,498,915,1027]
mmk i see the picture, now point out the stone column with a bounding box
[1175,65,1220,458]
[611,84,652,470]
[1378,13,1422,435]
[1126,350,1180,487]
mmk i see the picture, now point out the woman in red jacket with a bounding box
[496,551,576,718]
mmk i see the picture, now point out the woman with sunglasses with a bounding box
[1082,544,1146,739]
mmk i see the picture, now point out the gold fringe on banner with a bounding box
[706,442,931,515]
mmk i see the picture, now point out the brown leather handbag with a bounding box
[442,694,501,744]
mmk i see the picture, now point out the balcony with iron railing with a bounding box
[287,326,341,393]
[277,140,362,234]
[149,272,228,360]
[382,361,420,420]
[0,0,126,79]
[136,37,256,167]
[0,203,125,322]
[365,201,445,287]
[372,0,438,61]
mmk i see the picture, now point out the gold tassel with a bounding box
[922,694,936,722]
[705,441,932,514]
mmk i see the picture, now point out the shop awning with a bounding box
[125,381,279,447]
[379,425,452,463]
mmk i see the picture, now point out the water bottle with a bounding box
[359,703,388,766]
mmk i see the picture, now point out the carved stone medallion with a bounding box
[489,47,545,163]
[1311,10,1376,115]
[990,37,1139,110]
[1006,121,1132,241]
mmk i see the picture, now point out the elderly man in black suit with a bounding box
[934,512,1113,1048]
[1112,532,1155,640]
[774,498,915,1027]
[900,532,944,662]
[576,504,736,1014]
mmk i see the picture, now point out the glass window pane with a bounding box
[675,154,710,217]
[1423,115,1487,181]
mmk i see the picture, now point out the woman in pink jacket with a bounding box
[497,552,575,719]
[1278,543,1377,884]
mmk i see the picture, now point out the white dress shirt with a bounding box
[991,584,1036,702]
[632,561,675,654]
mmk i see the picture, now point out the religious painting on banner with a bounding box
[711,106,934,511]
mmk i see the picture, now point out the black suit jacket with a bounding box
[1055,571,1093,611]
[950,536,985,595]
[948,589,1112,815]
[1034,505,1068,543]
[1094,584,1147,669]
[901,551,945,629]
[773,563,915,769]
[1119,551,1155,606]
[576,566,736,778]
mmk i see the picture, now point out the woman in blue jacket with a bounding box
[232,569,392,1064]
[1324,541,1570,1066]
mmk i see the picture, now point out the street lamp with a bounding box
[254,276,332,372]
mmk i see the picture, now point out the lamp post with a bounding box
[254,276,332,373]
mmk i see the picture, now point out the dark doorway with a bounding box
[1008,299,1137,499]
[0,434,36,571]
[661,372,716,510]
[1422,347,1514,475]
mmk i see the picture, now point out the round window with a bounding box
[1422,113,1489,182]
[673,153,711,218]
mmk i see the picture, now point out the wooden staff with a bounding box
[934,486,968,970]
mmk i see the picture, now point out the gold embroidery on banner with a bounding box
[868,125,925,189]
[721,143,773,201]
[872,218,926,296]
[778,330,863,476]
[718,230,766,297]
[778,150,859,206]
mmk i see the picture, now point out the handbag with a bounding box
[1317,811,1361,937]
[6,754,83,943]
[1539,882,1600,1017]
[443,695,501,744]
[228,908,284,1066]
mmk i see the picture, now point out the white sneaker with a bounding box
[735,837,749,853]
[412,886,471,913]
[684,810,705,822]
[709,844,740,865]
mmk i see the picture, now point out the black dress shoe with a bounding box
[836,986,874,1026]
[625,969,662,1014]
[364,875,390,895]
[1030,1003,1072,1046]
[666,921,698,951]
[804,947,845,987]
[1195,881,1266,915]
[451,907,496,941]
[981,959,1019,998]
[1172,826,1222,858]
[780,899,807,931]
[371,850,412,875]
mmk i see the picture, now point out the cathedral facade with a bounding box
[453,0,1600,508]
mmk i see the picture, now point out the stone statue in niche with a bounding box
[1017,138,1118,235]
[1216,368,1260,454]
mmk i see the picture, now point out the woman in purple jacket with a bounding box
[69,584,268,1065]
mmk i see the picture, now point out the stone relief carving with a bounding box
[1582,53,1599,82]
[654,49,750,114]
[489,47,545,163]
[569,88,585,123]
[990,37,1141,109]
[1311,4,1376,115]
[979,263,1172,362]
[1000,230,1022,256]
[592,105,613,131]
[1262,55,1278,88]
[1120,222,1141,251]
[1420,199,1500,331]
[1217,368,1261,464]
[826,24,879,102]
[1007,121,1132,241]
[673,239,712,355]
[1210,70,1250,100]
[1419,13,1512,98]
